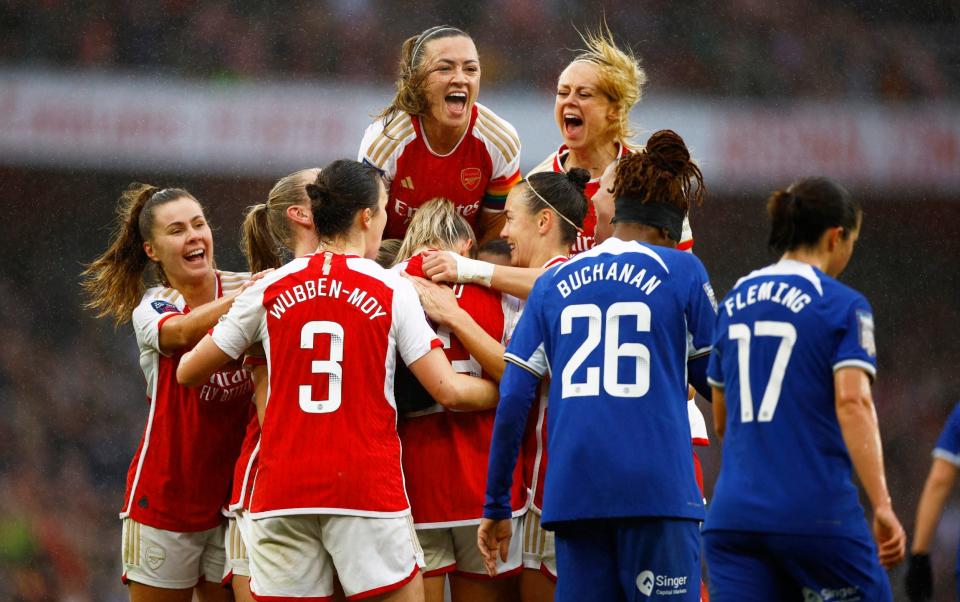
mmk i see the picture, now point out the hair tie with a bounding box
[526,180,583,234]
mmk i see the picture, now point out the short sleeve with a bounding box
[831,294,877,380]
[503,278,549,377]
[392,278,442,366]
[933,404,960,465]
[685,255,717,360]
[358,115,412,184]
[212,284,267,360]
[131,291,183,356]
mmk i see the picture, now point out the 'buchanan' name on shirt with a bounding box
[722,280,811,317]
[268,277,388,321]
[556,261,662,298]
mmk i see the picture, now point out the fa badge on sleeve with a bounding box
[856,310,876,357]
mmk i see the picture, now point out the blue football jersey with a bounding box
[933,403,960,467]
[704,259,878,538]
[499,237,716,526]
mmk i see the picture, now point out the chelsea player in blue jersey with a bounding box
[905,401,960,601]
[704,177,906,601]
[479,130,716,602]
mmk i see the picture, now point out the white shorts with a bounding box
[247,513,424,600]
[417,518,524,579]
[521,511,556,581]
[222,514,250,584]
[121,518,226,589]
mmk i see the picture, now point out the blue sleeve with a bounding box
[707,298,727,389]
[689,354,712,401]
[934,403,960,466]
[685,255,717,359]
[831,294,877,381]
[483,363,540,519]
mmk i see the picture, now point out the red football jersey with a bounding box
[529,143,694,254]
[359,103,521,240]
[226,404,260,511]
[122,271,253,532]
[396,254,525,527]
[211,252,441,518]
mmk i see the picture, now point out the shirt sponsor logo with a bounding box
[151,300,178,314]
[802,586,861,601]
[856,310,876,357]
[636,569,689,597]
[461,167,481,191]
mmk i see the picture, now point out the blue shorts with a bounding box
[554,518,700,602]
[703,530,891,602]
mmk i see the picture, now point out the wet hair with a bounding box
[569,24,647,143]
[376,25,473,124]
[306,160,383,241]
[519,169,589,245]
[82,184,202,325]
[767,177,860,255]
[242,168,318,273]
[394,198,477,265]
[477,238,511,260]
[613,129,704,215]
[375,239,403,269]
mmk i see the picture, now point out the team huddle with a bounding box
[82,24,908,602]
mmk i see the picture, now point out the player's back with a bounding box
[705,259,877,538]
[247,252,418,518]
[526,237,715,525]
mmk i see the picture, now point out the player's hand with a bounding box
[422,251,460,284]
[872,504,906,568]
[477,518,512,577]
[404,275,461,327]
[905,552,933,601]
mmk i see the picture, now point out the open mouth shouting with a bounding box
[563,113,584,138]
[445,91,468,117]
[184,248,206,265]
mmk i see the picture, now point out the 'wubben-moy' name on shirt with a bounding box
[267,277,387,321]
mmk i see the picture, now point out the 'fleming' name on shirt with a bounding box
[722,280,811,317]
[268,278,388,321]
[556,261,662,299]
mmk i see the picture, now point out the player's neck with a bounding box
[612,223,674,248]
[319,231,366,258]
[530,244,569,268]
[421,116,468,155]
[780,249,829,274]
[565,140,618,180]
[293,234,320,259]
[172,270,218,309]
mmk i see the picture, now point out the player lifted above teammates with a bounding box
[359,25,521,243]
[704,177,905,601]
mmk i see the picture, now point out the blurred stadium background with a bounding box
[0,1,957,600]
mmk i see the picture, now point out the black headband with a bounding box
[612,196,684,242]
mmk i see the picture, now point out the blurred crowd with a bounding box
[0,0,956,100]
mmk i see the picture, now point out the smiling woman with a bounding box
[81,184,255,602]
[359,25,522,244]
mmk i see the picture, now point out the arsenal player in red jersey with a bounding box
[359,25,521,244]
[178,160,500,602]
[83,184,259,602]
[392,200,526,602]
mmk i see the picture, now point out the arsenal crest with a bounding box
[461,167,481,191]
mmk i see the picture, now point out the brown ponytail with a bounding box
[613,129,705,214]
[240,168,319,273]
[82,183,197,325]
[241,203,282,273]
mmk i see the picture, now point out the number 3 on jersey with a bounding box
[299,321,343,414]
[560,302,651,398]
[728,321,796,423]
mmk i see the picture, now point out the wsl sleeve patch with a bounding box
[856,310,876,357]
[703,282,718,312]
[151,300,178,314]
